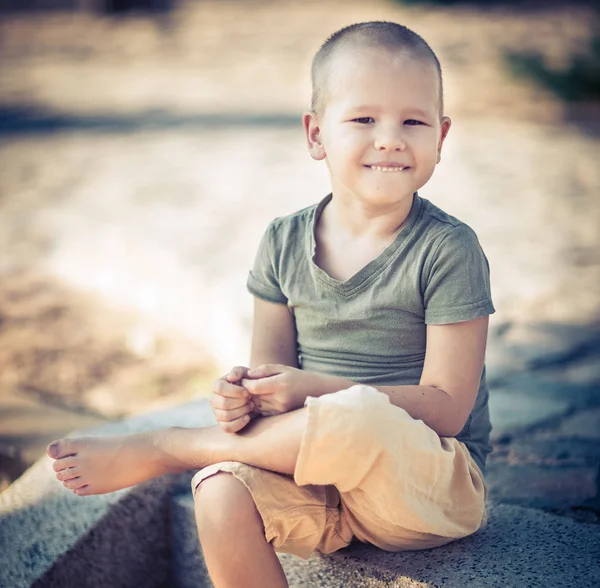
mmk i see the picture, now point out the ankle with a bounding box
[152,427,206,473]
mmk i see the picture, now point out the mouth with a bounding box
[366,164,409,172]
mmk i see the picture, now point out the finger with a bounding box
[210,394,249,411]
[220,413,251,434]
[241,377,280,396]
[214,378,249,399]
[226,366,248,383]
[246,364,283,379]
[240,378,257,394]
[212,403,254,423]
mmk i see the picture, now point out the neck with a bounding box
[323,193,415,239]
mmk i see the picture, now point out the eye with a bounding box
[405,119,425,126]
[352,117,374,124]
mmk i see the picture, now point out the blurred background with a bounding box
[1,0,599,494]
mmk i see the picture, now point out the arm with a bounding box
[309,316,488,437]
[245,316,489,438]
[209,297,297,433]
[250,297,299,369]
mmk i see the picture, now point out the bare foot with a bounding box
[47,431,185,496]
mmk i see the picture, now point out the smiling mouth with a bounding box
[366,165,408,172]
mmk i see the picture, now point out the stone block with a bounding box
[488,388,569,441]
[495,435,600,466]
[171,493,600,588]
[0,399,215,588]
[493,323,600,371]
[556,406,600,440]
[495,372,600,411]
[485,463,598,509]
[4,397,600,588]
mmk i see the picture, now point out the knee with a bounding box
[325,385,394,424]
[331,384,385,405]
[318,385,416,443]
[194,472,259,532]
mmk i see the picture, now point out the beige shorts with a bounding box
[191,385,488,560]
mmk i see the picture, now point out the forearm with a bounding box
[305,372,462,438]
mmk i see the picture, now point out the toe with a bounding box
[74,485,92,496]
[53,456,78,472]
[56,467,79,482]
[47,439,77,460]
[63,477,86,490]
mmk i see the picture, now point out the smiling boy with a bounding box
[47,22,494,588]
[307,30,449,223]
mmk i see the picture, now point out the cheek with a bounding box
[413,136,440,162]
[324,123,363,146]
[327,134,363,164]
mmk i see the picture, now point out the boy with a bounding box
[47,21,494,588]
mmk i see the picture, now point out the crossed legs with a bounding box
[46,387,485,588]
[47,408,308,495]
[47,409,308,588]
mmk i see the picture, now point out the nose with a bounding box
[373,126,406,151]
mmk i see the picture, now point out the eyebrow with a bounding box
[348,105,434,118]
[405,109,432,118]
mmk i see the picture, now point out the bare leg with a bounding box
[48,408,307,495]
[195,473,288,588]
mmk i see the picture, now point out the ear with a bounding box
[436,116,452,164]
[303,112,326,161]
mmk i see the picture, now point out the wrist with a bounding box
[303,372,351,400]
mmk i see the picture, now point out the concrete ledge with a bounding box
[2,399,599,587]
[172,492,600,588]
[0,400,215,588]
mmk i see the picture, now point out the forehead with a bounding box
[323,46,440,112]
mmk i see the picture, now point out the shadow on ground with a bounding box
[394,0,598,8]
[0,106,301,136]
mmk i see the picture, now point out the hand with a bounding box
[210,366,257,433]
[241,364,318,417]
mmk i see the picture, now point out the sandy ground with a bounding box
[0,0,599,489]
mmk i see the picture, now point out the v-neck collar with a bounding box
[309,193,423,294]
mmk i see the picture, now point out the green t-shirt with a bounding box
[247,193,495,473]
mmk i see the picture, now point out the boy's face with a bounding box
[304,46,451,209]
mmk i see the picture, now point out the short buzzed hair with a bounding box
[311,21,444,116]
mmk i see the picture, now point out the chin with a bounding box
[364,189,415,203]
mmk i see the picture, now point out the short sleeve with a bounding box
[246,222,288,304]
[423,224,495,324]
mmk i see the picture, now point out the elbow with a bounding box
[424,386,462,437]
[441,411,470,438]
[442,423,464,438]
[437,387,474,438]
[435,421,461,438]
[421,385,473,437]
[439,399,470,438]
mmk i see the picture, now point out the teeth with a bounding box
[370,166,405,172]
